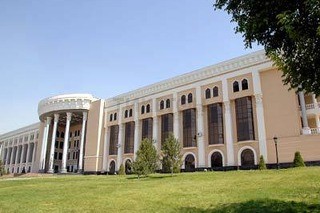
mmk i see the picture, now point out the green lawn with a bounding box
[0,167,320,213]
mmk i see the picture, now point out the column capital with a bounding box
[224,101,231,112]
[46,117,52,125]
[254,94,263,105]
[66,112,72,121]
[54,114,60,122]
[83,111,88,121]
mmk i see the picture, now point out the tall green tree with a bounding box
[0,160,5,176]
[214,0,320,95]
[132,138,159,178]
[161,134,182,176]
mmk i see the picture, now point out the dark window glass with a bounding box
[241,149,255,166]
[55,141,59,149]
[141,105,145,114]
[205,88,211,99]
[146,104,151,113]
[56,131,60,138]
[110,114,113,121]
[142,118,153,140]
[161,113,173,146]
[235,97,255,141]
[166,99,171,108]
[160,100,164,110]
[242,79,248,90]
[233,81,240,92]
[125,110,128,118]
[213,86,219,97]
[124,122,135,153]
[185,154,195,172]
[183,109,197,147]
[129,109,133,117]
[109,125,119,155]
[114,113,117,121]
[188,93,193,103]
[59,142,64,149]
[211,152,223,168]
[61,132,65,138]
[125,159,132,174]
[207,103,224,144]
[109,161,115,174]
[59,153,62,160]
[181,95,186,105]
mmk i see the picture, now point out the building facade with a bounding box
[1,50,320,174]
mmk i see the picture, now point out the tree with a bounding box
[118,164,126,175]
[293,151,306,167]
[161,134,182,176]
[214,0,320,95]
[0,160,5,176]
[132,138,159,178]
[258,155,267,170]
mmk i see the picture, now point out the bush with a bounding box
[293,151,305,167]
[258,155,267,170]
[161,134,182,175]
[118,164,126,175]
[0,160,5,176]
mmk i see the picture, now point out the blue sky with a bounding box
[0,0,260,134]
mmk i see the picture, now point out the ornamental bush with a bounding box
[258,155,267,170]
[118,164,126,175]
[293,151,305,167]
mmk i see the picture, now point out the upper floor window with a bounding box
[146,104,151,113]
[125,110,128,118]
[181,95,186,105]
[160,100,165,110]
[205,88,211,99]
[188,93,193,103]
[114,113,117,121]
[213,86,219,97]
[110,114,113,122]
[233,81,240,92]
[141,105,145,114]
[129,109,133,117]
[235,96,255,141]
[166,99,171,108]
[242,79,248,90]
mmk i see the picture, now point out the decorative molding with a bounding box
[106,50,270,107]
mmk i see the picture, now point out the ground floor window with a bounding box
[211,152,223,168]
[241,149,255,166]
[109,161,116,174]
[185,154,195,172]
[125,159,132,174]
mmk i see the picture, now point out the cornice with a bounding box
[105,50,270,107]
[0,123,40,141]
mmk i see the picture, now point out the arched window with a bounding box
[141,105,145,114]
[61,132,65,138]
[129,109,133,117]
[109,161,116,174]
[166,99,171,108]
[242,79,248,90]
[241,149,255,166]
[185,154,195,172]
[56,131,60,138]
[233,81,239,92]
[146,104,151,113]
[205,88,211,99]
[181,95,186,105]
[125,159,132,174]
[160,100,164,110]
[188,93,193,103]
[109,114,113,122]
[211,152,223,168]
[125,110,128,118]
[114,113,117,121]
[213,86,219,97]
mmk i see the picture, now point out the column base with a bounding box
[302,127,311,135]
[77,169,83,174]
[60,169,67,174]
[47,169,54,174]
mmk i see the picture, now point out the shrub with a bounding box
[258,155,267,170]
[293,151,305,167]
[161,134,182,175]
[0,160,5,176]
[118,164,126,175]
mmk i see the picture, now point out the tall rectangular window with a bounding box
[142,118,153,140]
[124,122,135,153]
[109,125,119,155]
[208,103,224,144]
[161,113,173,146]
[235,96,255,141]
[183,109,197,147]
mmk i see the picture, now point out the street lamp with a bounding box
[273,136,279,170]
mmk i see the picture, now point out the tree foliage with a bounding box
[161,134,182,175]
[132,138,159,178]
[0,160,5,176]
[214,0,320,95]
[258,155,267,170]
[293,151,306,167]
[118,164,126,175]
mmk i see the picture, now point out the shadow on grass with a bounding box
[126,174,178,180]
[178,199,320,213]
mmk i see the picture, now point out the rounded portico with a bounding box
[37,94,97,174]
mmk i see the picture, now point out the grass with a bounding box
[0,167,320,212]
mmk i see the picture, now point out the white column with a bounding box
[39,117,52,171]
[315,115,320,134]
[196,86,205,168]
[173,92,180,140]
[48,114,59,173]
[152,98,159,150]
[20,145,25,164]
[0,144,2,163]
[252,71,268,162]
[117,124,124,170]
[6,147,10,165]
[298,91,311,134]
[102,126,110,173]
[133,102,140,160]
[14,146,19,166]
[31,142,37,171]
[312,94,319,109]
[78,111,87,173]
[222,79,235,166]
[61,112,72,173]
[9,146,14,166]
